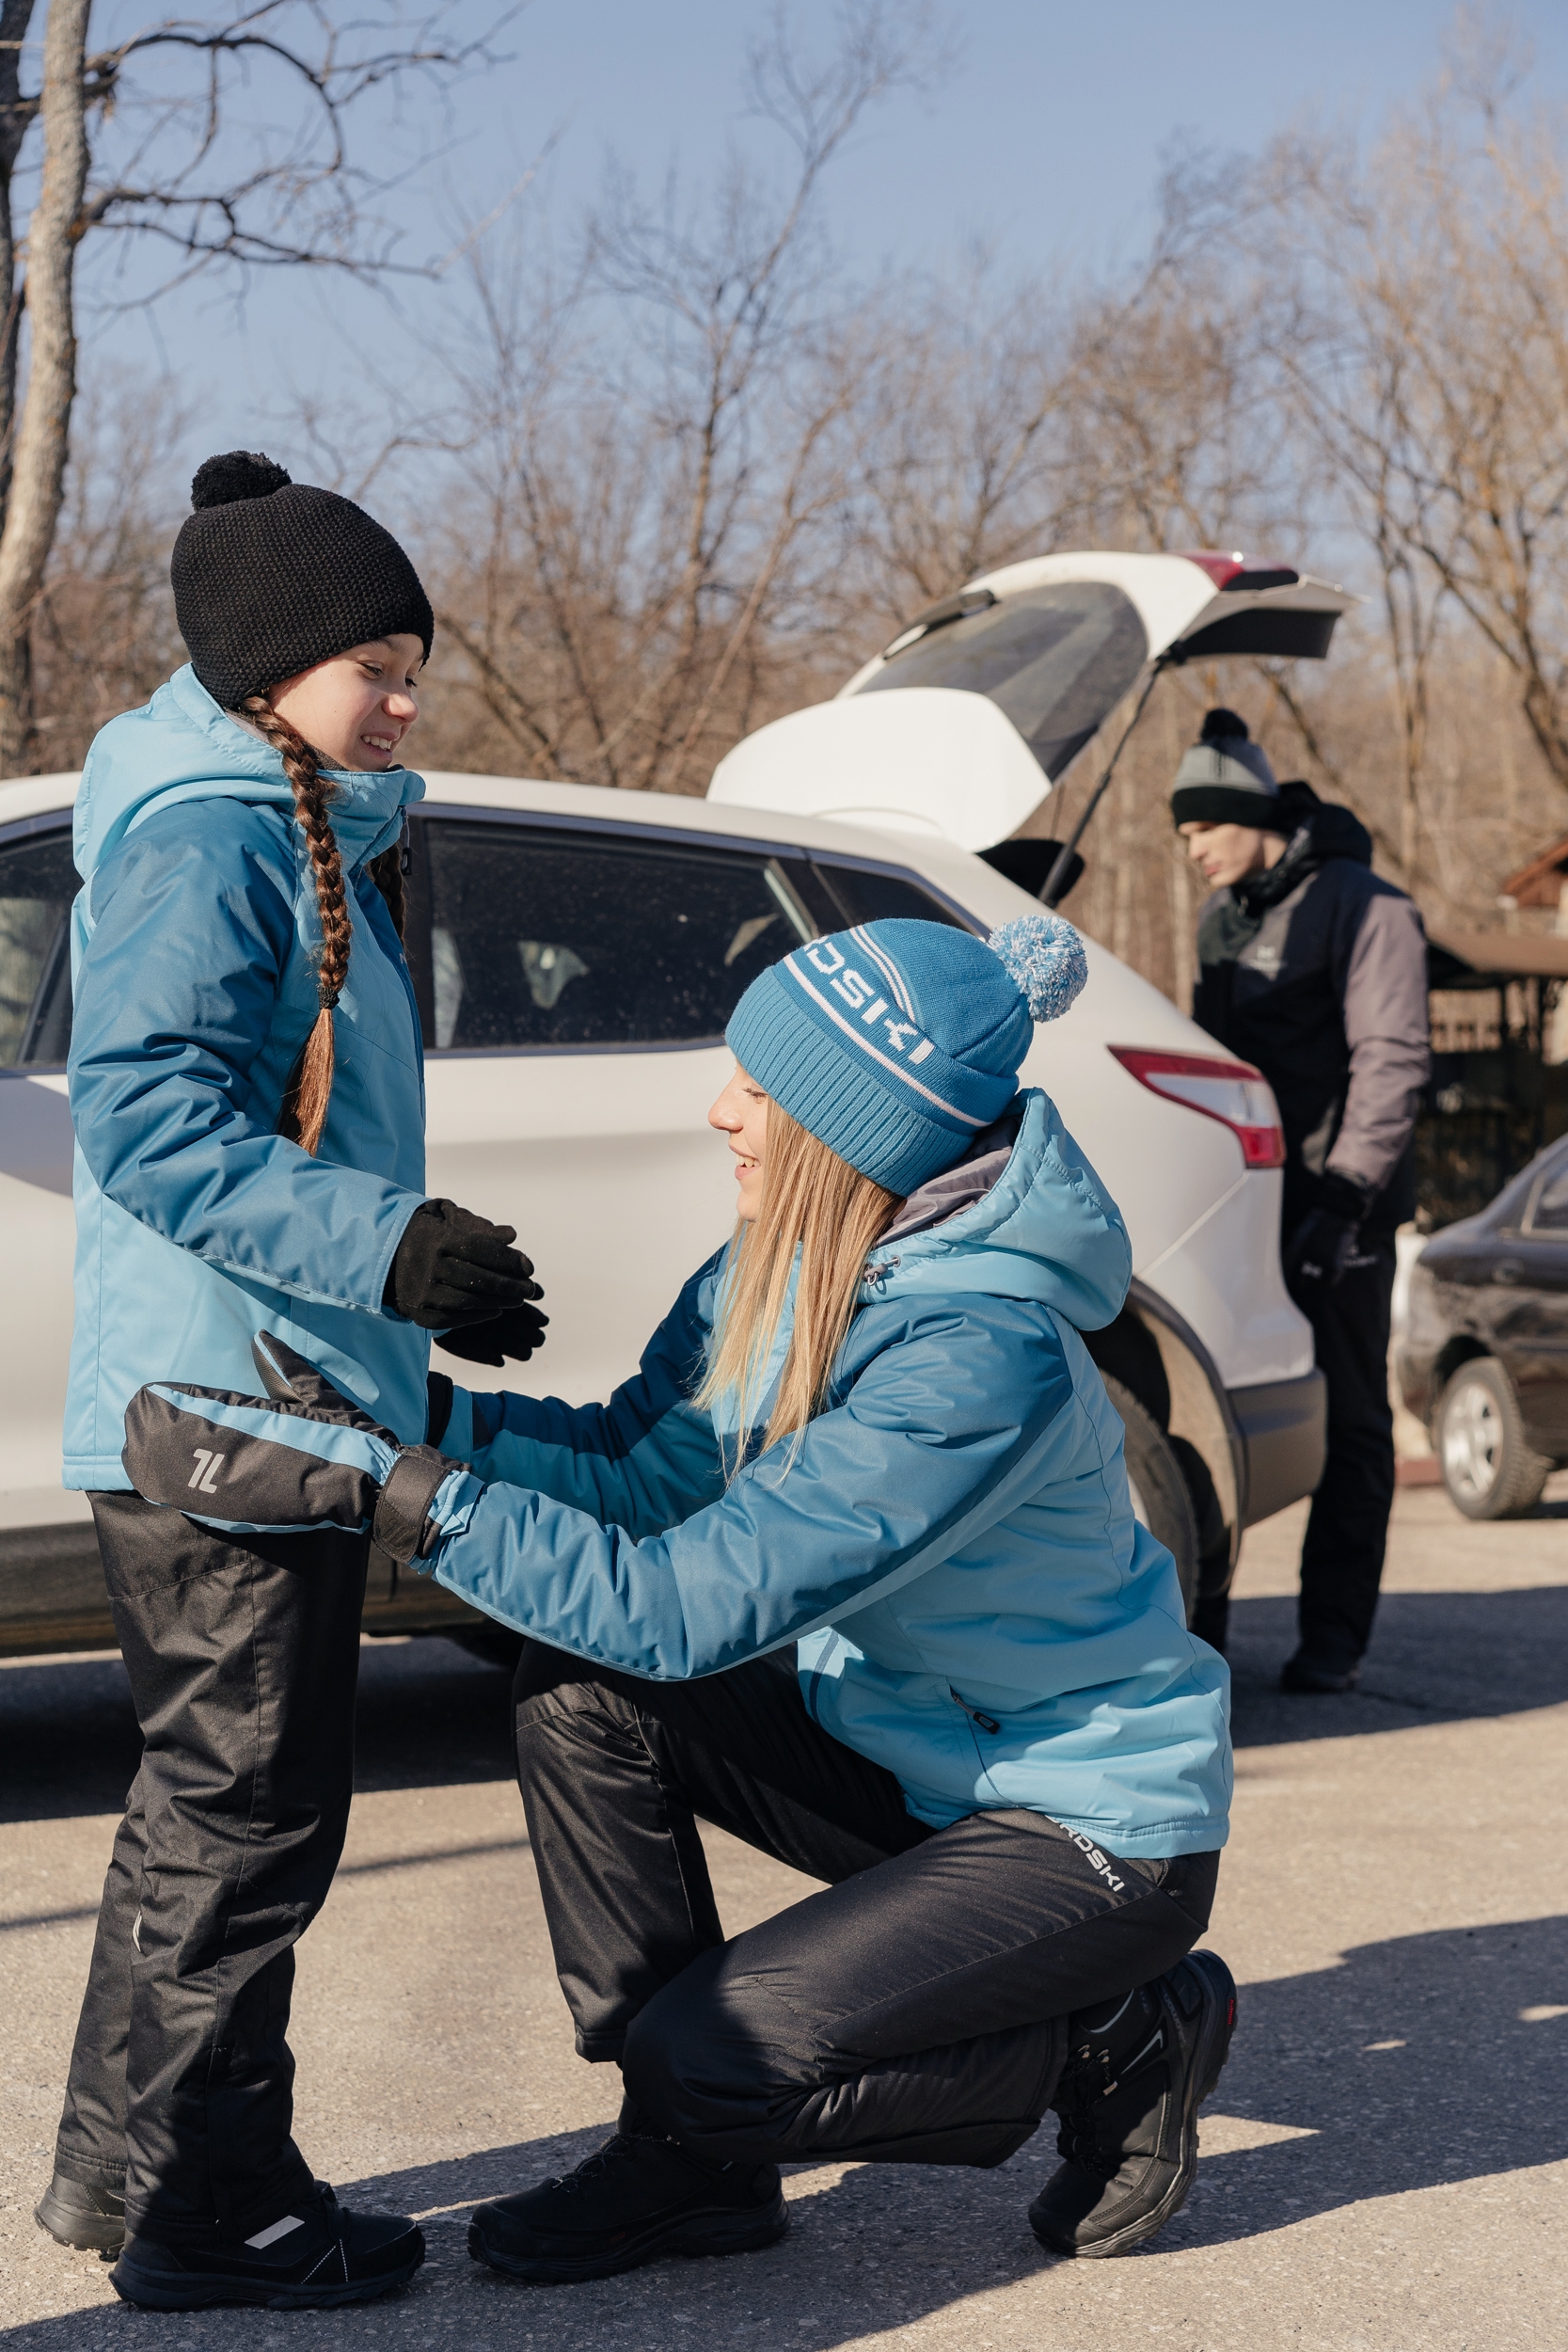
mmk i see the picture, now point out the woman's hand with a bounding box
[122,1332,464,1565]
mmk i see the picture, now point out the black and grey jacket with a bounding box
[1191,787,1431,1234]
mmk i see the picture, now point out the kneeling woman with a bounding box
[127,914,1235,2278]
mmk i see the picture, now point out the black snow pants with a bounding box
[1291,1229,1399,1670]
[52,1492,367,2248]
[513,1642,1219,2170]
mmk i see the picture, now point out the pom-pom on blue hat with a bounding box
[726,912,1087,1196]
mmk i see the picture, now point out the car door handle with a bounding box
[1493,1260,1527,1284]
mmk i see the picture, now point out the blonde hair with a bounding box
[695,1097,900,1470]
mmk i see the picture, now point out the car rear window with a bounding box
[806,859,975,933]
[850,580,1148,779]
[417,821,821,1051]
[0,826,75,1068]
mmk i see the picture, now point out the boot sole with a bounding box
[109,2249,424,2311]
[34,2185,125,2257]
[1035,1949,1238,2261]
[468,2192,790,2283]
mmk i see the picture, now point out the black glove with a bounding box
[122,1333,459,1565]
[387,1199,541,1330]
[435,1304,550,1367]
[1283,1174,1369,1293]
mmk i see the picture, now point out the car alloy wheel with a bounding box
[1435,1357,1552,1522]
[1441,1379,1500,1502]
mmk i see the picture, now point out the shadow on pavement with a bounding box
[1227,1581,1568,1748]
[0,1633,515,1825]
[1,1916,1561,2344]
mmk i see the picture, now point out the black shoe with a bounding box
[1280,1651,1361,1694]
[36,2169,126,2256]
[468,2124,789,2283]
[1030,1949,1237,2259]
[109,2183,423,2310]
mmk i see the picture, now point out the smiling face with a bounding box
[1179,818,1287,891]
[268,632,424,771]
[708,1064,770,1220]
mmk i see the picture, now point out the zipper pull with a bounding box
[949,1685,1001,1735]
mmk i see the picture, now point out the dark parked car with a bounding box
[1398,1136,1568,1518]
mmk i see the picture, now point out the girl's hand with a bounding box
[387,1199,543,1329]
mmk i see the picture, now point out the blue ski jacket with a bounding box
[428,1089,1232,1855]
[64,663,431,1488]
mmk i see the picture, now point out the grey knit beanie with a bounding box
[1170,709,1287,831]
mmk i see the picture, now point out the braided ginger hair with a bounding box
[243,696,407,1156]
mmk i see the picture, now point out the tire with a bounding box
[445,1621,527,1673]
[1435,1356,1551,1521]
[1103,1375,1200,1621]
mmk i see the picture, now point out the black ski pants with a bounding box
[53,1493,368,2248]
[1291,1230,1398,1669]
[513,1643,1219,2171]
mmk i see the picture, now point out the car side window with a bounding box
[0,825,75,1068]
[1527,1158,1568,1233]
[808,858,974,932]
[418,820,819,1051]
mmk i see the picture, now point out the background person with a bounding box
[38,453,544,2314]
[1171,708,1431,1692]
[126,914,1238,2279]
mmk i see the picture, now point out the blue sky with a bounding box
[83,1,1568,465]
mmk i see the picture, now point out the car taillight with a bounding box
[1109,1047,1286,1169]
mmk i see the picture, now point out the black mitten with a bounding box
[435,1305,550,1367]
[387,1199,541,1329]
[123,1333,456,1564]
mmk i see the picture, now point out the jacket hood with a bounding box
[859,1087,1131,1331]
[73,661,423,883]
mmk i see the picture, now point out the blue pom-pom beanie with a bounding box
[725,913,1087,1195]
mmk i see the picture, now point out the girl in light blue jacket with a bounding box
[128,911,1238,2281]
[41,453,541,2316]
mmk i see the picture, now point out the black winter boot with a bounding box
[468,2110,788,2283]
[36,2169,125,2256]
[1280,1650,1360,1694]
[1029,1949,1237,2258]
[109,2183,423,2310]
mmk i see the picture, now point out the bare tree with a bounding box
[419,1,940,792]
[0,0,498,771]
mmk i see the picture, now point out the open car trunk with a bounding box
[708,549,1355,853]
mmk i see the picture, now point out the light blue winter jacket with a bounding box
[427,1089,1232,1856]
[64,664,431,1487]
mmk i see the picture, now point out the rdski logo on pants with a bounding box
[187,1448,226,1495]
[1067,1829,1126,1894]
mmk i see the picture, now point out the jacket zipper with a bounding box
[950,1685,1001,1735]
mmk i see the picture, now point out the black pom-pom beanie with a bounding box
[170,451,435,709]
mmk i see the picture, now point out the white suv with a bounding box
[0,549,1340,1657]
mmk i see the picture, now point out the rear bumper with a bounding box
[1228,1370,1327,1527]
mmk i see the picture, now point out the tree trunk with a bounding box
[0,0,40,528]
[0,0,88,774]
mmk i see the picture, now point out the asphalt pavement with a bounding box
[3,1482,1564,2351]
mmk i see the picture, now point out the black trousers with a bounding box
[54,1494,368,2248]
[513,1644,1219,2171]
[1291,1231,1398,1669]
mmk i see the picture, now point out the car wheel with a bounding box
[1436,1357,1552,1520]
[445,1621,527,1673]
[1104,1375,1200,1621]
